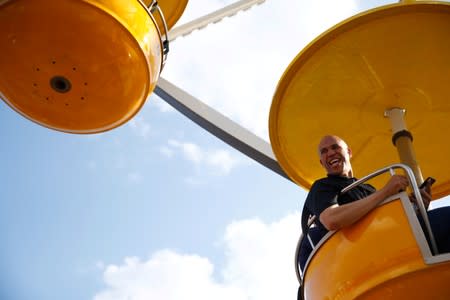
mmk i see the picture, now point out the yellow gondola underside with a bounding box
[269,2,450,198]
[304,195,450,300]
[0,0,188,133]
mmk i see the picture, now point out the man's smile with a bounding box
[328,157,342,167]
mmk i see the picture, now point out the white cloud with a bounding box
[181,142,203,163]
[221,214,301,299]
[184,176,207,186]
[150,95,176,113]
[159,145,174,158]
[206,149,240,175]
[114,157,126,169]
[87,160,97,170]
[94,213,301,300]
[168,139,204,163]
[127,172,143,184]
[128,117,151,138]
[94,251,247,300]
[164,139,243,175]
[96,261,105,270]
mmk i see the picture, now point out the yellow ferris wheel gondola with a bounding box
[269,1,450,300]
[269,1,450,198]
[0,0,187,133]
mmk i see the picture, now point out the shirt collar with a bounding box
[327,174,356,181]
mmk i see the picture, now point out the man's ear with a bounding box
[348,147,352,158]
[319,158,324,167]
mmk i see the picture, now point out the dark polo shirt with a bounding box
[301,174,376,234]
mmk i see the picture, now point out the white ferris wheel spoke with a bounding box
[154,77,291,182]
[168,0,266,41]
[156,0,291,181]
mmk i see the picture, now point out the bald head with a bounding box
[318,135,348,155]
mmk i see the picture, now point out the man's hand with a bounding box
[410,186,432,210]
[381,175,409,197]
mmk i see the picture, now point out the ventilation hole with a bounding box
[50,76,72,93]
[72,67,76,71]
[36,68,40,71]
[52,61,56,64]
[81,97,85,100]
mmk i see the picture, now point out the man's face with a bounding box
[318,136,352,177]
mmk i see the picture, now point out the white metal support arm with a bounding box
[168,0,266,41]
[154,77,291,181]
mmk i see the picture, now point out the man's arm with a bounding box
[319,175,409,231]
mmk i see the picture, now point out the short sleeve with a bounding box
[306,180,340,218]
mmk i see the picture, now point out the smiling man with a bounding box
[305,135,408,232]
[299,135,450,272]
[298,135,410,271]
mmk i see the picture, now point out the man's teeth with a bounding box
[329,159,340,166]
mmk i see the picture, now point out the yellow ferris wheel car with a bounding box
[0,0,187,133]
[269,1,450,299]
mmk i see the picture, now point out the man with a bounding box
[299,135,450,271]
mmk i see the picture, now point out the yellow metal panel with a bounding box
[358,262,450,300]
[303,198,450,300]
[269,3,450,197]
[0,0,161,133]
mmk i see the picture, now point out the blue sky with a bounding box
[1,1,449,299]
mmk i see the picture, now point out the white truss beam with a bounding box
[154,77,291,181]
[168,0,266,41]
